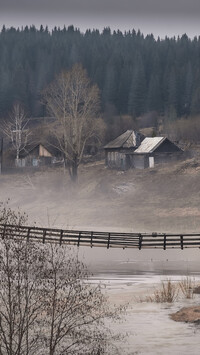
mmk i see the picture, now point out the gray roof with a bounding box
[104,130,144,149]
[134,137,166,153]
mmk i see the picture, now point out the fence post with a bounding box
[90,231,93,248]
[163,234,166,250]
[43,229,46,244]
[78,232,81,247]
[27,227,31,242]
[60,230,63,246]
[180,235,184,250]
[139,234,143,250]
[107,233,111,249]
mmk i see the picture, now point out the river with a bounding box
[78,247,200,354]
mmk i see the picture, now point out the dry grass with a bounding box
[138,279,179,303]
[178,276,196,299]
[148,280,179,303]
[137,277,197,304]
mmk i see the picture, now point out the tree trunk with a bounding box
[71,156,78,182]
[72,162,78,182]
[15,150,20,167]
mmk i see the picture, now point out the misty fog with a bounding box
[1,160,200,267]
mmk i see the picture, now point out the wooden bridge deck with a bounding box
[0,224,200,249]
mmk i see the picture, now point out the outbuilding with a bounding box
[128,137,183,169]
[104,130,145,170]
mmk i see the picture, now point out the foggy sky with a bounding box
[0,0,200,38]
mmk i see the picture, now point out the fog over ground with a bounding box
[0,160,199,354]
[1,159,200,268]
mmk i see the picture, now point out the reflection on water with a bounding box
[87,256,200,355]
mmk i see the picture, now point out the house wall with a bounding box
[153,152,183,165]
[130,155,148,169]
[39,145,52,157]
[24,155,52,167]
[127,151,183,169]
[105,148,136,170]
[106,150,127,170]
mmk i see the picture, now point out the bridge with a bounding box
[1,224,200,249]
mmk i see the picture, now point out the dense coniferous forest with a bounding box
[0,25,200,123]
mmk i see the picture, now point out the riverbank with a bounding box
[171,306,200,323]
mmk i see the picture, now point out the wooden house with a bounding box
[104,130,145,170]
[19,143,62,167]
[128,137,183,169]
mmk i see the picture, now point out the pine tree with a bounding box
[128,57,147,117]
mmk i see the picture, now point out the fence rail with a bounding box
[0,224,200,250]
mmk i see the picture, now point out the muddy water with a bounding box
[80,248,200,355]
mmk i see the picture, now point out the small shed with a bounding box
[129,137,183,169]
[20,143,62,167]
[104,130,145,170]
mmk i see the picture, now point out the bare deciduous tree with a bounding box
[0,204,44,355]
[42,246,122,355]
[43,64,104,181]
[0,203,123,355]
[2,103,31,166]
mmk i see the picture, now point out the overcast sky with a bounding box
[0,0,200,38]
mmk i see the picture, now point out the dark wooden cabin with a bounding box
[104,130,145,170]
[19,143,62,167]
[128,137,183,169]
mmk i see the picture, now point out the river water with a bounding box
[78,247,200,355]
[90,273,200,355]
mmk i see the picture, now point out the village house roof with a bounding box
[134,137,168,153]
[20,143,60,158]
[104,130,145,149]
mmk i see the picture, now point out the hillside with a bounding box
[1,158,200,234]
[0,27,200,121]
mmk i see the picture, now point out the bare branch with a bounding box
[42,64,103,181]
[1,102,31,164]
[0,203,123,355]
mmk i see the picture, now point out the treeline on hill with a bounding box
[1,25,200,127]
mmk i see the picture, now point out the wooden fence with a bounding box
[0,224,200,249]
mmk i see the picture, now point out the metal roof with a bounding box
[134,137,166,153]
[104,130,144,149]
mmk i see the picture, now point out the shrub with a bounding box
[139,279,179,303]
[178,276,195,299]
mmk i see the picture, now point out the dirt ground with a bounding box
[170,306,200,323]
[1,158,200,233]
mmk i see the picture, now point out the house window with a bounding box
[32,159,39,167]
